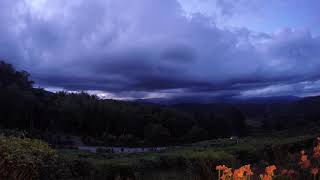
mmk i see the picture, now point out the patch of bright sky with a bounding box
[240,80,320,98]
[178,0,320,35]
[44,86,134,100]
[44,86,173,100]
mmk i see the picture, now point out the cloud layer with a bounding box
[1,0,320,99]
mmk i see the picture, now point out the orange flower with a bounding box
[281,169,288,175]
[243,164,253,176]
[220,167,233,180]
[217,166,232,180]
[302,160,311,169]
[223,167,233,176]
[260,174,272,180]
[233,168,244,180]
[301,154,308,162]
[220,174,229,180]
[299,157,311,169]
[265,165,277,176]
[299,153,311,169]
[216,165,228,171]
[313,144,320,159]
[311,168,319,176]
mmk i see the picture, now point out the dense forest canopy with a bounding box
[0,60,248,145]
[2,60,320,145]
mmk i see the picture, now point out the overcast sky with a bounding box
[1,0,320,100]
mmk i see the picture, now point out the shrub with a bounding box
[0,136,56,179]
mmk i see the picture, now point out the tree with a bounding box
[144,124,170,144]
[186,126,208,142]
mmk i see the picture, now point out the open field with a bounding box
[1,125,319,179]
[55,133,316,179]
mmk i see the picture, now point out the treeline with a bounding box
[0,60,247,145]
[235,96,320,131]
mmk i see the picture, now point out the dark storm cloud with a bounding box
[1,0,320,99]
[160,44,196,63]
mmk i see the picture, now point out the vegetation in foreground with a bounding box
[216,137,320,179]
[3,61,320,179]
[0,136,56,179]
[1,130,320,179]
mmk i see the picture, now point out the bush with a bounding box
[0,136,56,179]
[186,126,208,142]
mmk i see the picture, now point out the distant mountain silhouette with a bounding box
[135,95,300,105]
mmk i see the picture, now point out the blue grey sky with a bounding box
[179,0,320,34]
[0,0,320,99]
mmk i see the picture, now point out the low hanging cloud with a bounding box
[1,0,320,99]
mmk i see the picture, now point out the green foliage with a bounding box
[0,136,56,179]
[186,126,209,142]
[144,123,171,144]
[0,133,312,179]
[0,136,98,179]
[0,61,33,89]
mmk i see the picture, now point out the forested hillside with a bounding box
[0,60,247,145]
[3,60,320,146]
[234,96,320,131]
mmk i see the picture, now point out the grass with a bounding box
[55,133,317,179]
[1,128,316,179]
[59,145,234,169]
[0,131,317,179]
